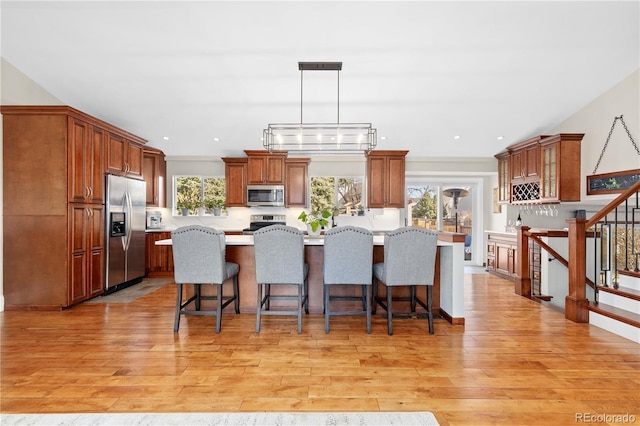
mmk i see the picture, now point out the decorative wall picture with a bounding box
[492,187,502,213]
[587,169,640,195]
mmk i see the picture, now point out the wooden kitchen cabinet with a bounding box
[496,242,517,277]
[366,150,408,208]
[495,151,510,203]
[285,158,310,207]
[539,133,583,203]
[244,150,286,185]
[145,232,174,277]
[223,153,305,207]
[68,118,105,204]
[486,241,496,271]
[497,133,582,204]
[69,204,105,304]
[106,132,144,178]
[1,105,147,309]
[143,147,167,207]
[510,137,541,183]
[223,157,248,207]
[486,232,517,280]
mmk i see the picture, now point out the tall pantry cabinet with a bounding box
[2,106,147,309]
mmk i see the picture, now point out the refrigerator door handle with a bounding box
[124,191,133,251]
[120,192,128,251]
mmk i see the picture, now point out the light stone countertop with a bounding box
[156,234,455,247]
[156,235,386,246]
[484,230,517,237]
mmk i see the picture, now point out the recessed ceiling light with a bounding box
[162,136,170,141]
[380,136,387,140]
[497,136,504,140]
[453,135,461,140]
[213,137,220,142]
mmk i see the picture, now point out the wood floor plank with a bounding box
[238,397,381,412]
[107,396,244,412]
[2,272,639,423]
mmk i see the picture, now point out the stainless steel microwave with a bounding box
[247,185,285,207]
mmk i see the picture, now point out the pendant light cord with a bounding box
[299,65,342,125]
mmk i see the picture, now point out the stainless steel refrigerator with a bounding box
[105,174,146,292]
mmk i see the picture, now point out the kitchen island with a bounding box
[157,233,466,325]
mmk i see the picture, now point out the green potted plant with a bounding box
[206,198,225,216]
[176,199,193,216]
[298,209,331,237]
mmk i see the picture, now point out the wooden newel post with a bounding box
[515,225,531,298]
[566,218,589,323]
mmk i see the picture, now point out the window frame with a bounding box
[173,175,225,216]
[309,175,364,215]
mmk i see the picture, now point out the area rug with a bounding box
[85,278,173,303]
[0,412,439,425]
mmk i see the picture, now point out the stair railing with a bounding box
[566,180,640,322]
[514,180,640,323]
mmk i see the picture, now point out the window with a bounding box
[407,184,472,232]
[174,176,225,215]
[310,177,363,215]
[407,185,439,230]
[407,182,475,262]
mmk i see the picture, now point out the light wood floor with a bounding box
[1,272,639,425]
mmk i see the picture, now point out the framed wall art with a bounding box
[586,169,640,195]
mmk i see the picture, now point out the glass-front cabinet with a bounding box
[541,143,558,200]
[496,151,510,203]
[539,134,583,203]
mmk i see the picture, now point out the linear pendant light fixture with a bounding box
[263,62,377,154]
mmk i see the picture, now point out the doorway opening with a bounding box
[406,180,478,263]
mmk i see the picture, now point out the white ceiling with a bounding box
[2,1,638,159]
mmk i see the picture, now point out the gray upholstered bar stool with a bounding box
[253,225,309,334]
[323,226,374,333]
[171,225,239,333]
[372,227,438,335]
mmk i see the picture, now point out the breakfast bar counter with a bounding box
[156,233,465,325]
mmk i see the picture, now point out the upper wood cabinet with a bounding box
[68,117,104,204]
[223,153,308,207]
[509,136,542,183]
[223,157,248,207]
[106,132,144,178]
[285,158,310,207]
[496,133,582,204]
[539,134,583,203]
[495,151,510,203]
[244,150,286,185]
[366,150,408,208]
[142,148,167,207]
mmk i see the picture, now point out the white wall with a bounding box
[492,69,640,233]
[549,69,640,202]
[1,59,64,105]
